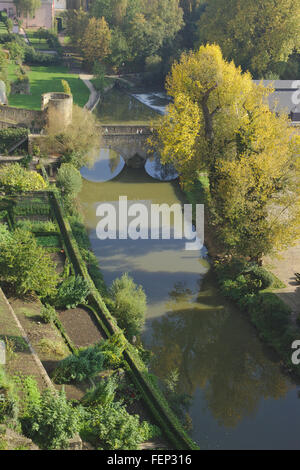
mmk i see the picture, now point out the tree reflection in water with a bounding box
[148,274,289,428]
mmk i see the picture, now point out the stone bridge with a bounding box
[99,125,153,164]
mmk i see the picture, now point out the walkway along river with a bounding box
[78,88,300,450]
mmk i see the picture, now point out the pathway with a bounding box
[79,74,100,111]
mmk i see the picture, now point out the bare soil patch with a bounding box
[58,307,104,349]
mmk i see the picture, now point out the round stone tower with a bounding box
[41,92,73,130]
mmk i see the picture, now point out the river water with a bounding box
[78,88,300,450]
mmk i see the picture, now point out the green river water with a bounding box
[78,89,300,450]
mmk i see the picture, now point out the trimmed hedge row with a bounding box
[49,190,199,450]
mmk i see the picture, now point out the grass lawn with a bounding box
[7,63,90,110]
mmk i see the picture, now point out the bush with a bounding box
[81,400,159,450]
[110,273,147,340]
[55,275,90,309]
[56,163,82,200]
[81,376,118,407]
[52,345,105,384]
[247,292,290,336]
[244,265,274,290]
[0,229,59,298]
[22,388,79,450]
[24,47,62,66]
[41,304,57,324]
[0,163,46,193]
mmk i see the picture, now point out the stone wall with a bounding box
[0,105,44,129]
[42,92,73,129]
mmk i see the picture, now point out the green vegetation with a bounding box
[0,128,28,154]
[52,344,106,384]
[214,258,300,375]
[109,273,147,340]
[151,44,300,262]
[54,275,90,309]
[0,164,46,193]
[81,400,158,450]
[0,228,59,297]
[7,65,89,110]
[22,388,79,450]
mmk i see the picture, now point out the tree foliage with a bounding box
[197,0,300,77]
[45,104,101,166]
[81,17,111,65]
[110,273,147,339]
[56,163,82,199]
[151,44,300,260]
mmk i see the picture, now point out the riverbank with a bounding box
[184,173,300,378]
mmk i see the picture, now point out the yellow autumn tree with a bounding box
[150,44,300,260]
[81,17,111,66]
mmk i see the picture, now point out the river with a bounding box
[78,88,300,450]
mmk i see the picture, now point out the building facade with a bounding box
[0,0,54,29]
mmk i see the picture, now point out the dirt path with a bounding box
[79,74,100,110]
[264,241,300,318]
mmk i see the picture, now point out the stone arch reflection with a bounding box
[80,148,125,183]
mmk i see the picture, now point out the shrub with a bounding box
[110,273,147,339]
[0,163,46,193]
[24,47,62,66]
[82,401,159,450]
[55,275,90,309]
[0,229,59,297]
[52,345,105,384]
[244,265,274,290]
[41,304,57,324]
[22,389,79,450]
[247,293,291,336]
[56,163,82,199]
[81,377,118,407]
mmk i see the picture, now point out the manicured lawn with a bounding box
[7,63,90,110]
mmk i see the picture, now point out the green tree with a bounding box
[0,229,59,297]
[81,17,111,66]
[129,0,184,60]
[110,273,147,339]
[197,0,300,77]
[63,8,89,47]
